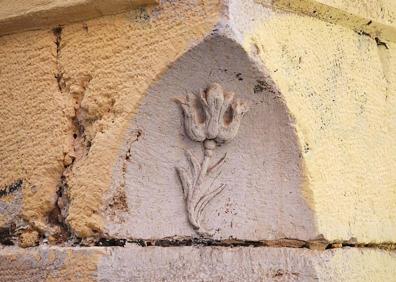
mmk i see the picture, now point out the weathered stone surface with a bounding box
[0,246,104,281]
[0,245,395,281]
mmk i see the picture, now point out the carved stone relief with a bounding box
[105,36,316,240]
[175,83,249,235]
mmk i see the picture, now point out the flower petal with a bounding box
[205,83,224,139]
[216,99,249,143]
[175,94,206,142]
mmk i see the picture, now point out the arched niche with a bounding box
[105,35,317,240]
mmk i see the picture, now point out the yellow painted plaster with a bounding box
[244,12,396,242]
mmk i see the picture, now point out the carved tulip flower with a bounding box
[175,83,249,236]
[176,83,249,144]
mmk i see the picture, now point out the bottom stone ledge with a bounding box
[0,245,395,281]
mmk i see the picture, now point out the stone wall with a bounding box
[0,0,395,280]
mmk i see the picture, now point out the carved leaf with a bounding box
[176,167,191,199]
[195,183,226,220]
[216,99,249,143]
[185,150,201,186]
[207,153,227,177]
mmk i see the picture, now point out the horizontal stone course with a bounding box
[0,245,395,281]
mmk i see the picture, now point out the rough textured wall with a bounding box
[0,0,395,281]
[243,8,396,242]
[0,29,73,239]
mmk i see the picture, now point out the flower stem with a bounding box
[197,140,216,185]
